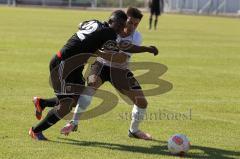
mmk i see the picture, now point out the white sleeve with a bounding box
[132,31,142,46]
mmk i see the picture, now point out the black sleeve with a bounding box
[85,27,117,52]
[74,27,118,54]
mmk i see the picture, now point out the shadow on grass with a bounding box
[50,137,240,159]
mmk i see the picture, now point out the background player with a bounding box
[149,0,164,30]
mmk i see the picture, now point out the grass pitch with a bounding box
[0,6,240,159]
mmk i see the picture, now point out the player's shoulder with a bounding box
[79,19,101,29]
[132,30,142,43]
[133,30,142,38]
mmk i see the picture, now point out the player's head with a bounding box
[125,7,143,35]
[108,10,127,34]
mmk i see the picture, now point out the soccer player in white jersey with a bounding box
[60,7,157,140]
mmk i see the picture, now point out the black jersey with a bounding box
[151,0,160,8]
[59,20,117,60]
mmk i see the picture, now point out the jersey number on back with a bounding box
[77,21,98,40]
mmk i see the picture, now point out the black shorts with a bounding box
[89,61,142,91]
[49,55,85,98]
[150,0,164,16]
[151,6,160,16]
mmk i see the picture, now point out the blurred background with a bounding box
[1,0,240,16]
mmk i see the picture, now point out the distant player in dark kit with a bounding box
[149,0,164,30]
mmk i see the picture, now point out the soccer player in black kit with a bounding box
[29,10,158,140]
[149,0,164,30]
[29,10,127,140]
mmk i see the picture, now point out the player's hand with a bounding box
[149,46,158,56]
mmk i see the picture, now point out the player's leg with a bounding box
[127,89,152,140]
[29,55,80,140]
[72,74,103,124]
[118,86,152,140]
[154,15,159,30]
[122,89,152,140]
[32,65,84,120]
[149,13,153,30]
[34,97,59,108]
[111,69,152,140]
[60,77,102,135]
[32,96,59,120]
[154,2,161,30]
[29,96,77,140]
[60,61,105,135]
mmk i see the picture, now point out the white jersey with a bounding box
[96,30,142,69]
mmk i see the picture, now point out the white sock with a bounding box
[129,104,146,133]
[72,94,92,125]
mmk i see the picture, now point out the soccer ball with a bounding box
[167,134,190,155]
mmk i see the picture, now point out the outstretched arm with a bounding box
[117,40,158,56]
[96,49,129,64]
[123,44,159,56]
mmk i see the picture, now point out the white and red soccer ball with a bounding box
[168,134,190,155]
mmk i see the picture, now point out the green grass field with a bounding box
[0,6,240,159]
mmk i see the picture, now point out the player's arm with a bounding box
[97,41,158,57]
[117,37,158,56]
[95,49,129,64]
[122,44,159,56]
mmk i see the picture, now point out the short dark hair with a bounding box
[126,7,143,20]
[108,10,127,23]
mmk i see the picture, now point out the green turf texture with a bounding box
[0,6,240,159]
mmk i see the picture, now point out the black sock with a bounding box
[40,97,59,109]
[149,18,152,29]
[154,19,158,30]
[32,109,60,133]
